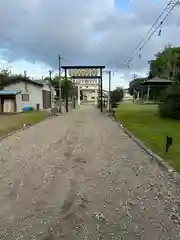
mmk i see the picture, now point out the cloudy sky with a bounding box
[0,0,180,89]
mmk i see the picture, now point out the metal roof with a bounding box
[141,76,172,85]
[0,90,22,95]
[145,76,172,83]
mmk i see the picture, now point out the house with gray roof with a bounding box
[0,77,56,113]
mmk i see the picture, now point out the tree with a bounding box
[158,68,180,119]
[172,69,180,84]
[0,69,11,89]
[128,77,147,100]
[48,76,60,97]
[145,45,180,118]
[148,45,180,79]
[43,76,77,99]
[111,87,124,107]
[60,78,77,100]
[158,83,180,119]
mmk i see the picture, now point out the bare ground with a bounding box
[0,105,180,239]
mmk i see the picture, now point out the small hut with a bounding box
[141,76,172,101]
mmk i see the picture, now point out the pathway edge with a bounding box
[0,114,59,142]
[109,114,180,184]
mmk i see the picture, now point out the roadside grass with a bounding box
[0,111,47,137]
[116,103,180,172]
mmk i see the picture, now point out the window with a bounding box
[22,94,29,101]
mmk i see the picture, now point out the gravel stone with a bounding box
[0,105,179,239]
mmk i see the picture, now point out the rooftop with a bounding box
[4,77,45,87]
[0,90,22,95]
[143,76,172,84]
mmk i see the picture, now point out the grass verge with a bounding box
[0,111,47,137]
[116,103,180,172]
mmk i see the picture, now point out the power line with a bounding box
[139,1,179,53]
[123,0,173,63]
[120,0,179,68]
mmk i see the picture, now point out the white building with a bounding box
[0,78,56,113]
[74,78,99,104]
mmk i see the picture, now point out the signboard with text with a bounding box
[68,68,99,77]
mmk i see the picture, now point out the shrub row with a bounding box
[159,84,180,119]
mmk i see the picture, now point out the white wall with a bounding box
[4,82,47,111]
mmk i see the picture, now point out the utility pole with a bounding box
[49,70,52,81]
[72,77,76,109]
[49,70,53,108]
[132,73,136,103]
[58,55,62,113]
[108,70,111,116]
[100,68,103,113]
[24,70,27,78]
[24,70,28,92]
[103,70,112,115]
[98,78,100,107]
[64,68,68,112]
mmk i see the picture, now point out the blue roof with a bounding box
[0,90,22,95]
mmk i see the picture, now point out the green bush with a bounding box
[159,84,180,119]
[111,87,124,103]
[111,103,118,108]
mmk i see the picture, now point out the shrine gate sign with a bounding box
[62,65,105,112]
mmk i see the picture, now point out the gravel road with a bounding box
[0,105,180,239]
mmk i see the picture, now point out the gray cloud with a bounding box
[0,0,180,74]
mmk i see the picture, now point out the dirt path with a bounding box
[0,106,180,239]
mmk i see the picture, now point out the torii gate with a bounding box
[61,65,105,112]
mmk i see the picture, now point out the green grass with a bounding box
[116,103,180,171]
[0,111,47,136]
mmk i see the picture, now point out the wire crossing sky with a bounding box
[0,0,180,89]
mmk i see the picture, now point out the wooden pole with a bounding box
[65,68,68,112]
[100,68,103,112]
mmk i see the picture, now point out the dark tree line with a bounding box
[128,45,180,119]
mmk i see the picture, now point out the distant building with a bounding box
[74,78,99,103]
[0,78,56,113]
